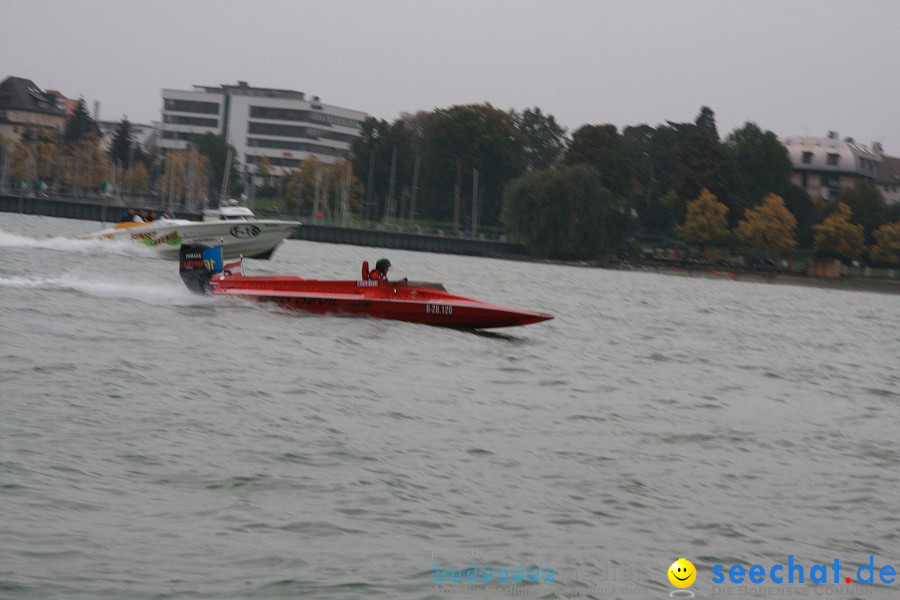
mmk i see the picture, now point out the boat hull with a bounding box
[81,219,299,260]
[211,276,553,329]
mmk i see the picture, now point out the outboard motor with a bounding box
[179,244,223,294]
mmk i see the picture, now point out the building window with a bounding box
[163,114,218,127]
[248,122,307,138]
[250,106,305,122]
[161,130,195,141]
[164,99,220,115]
[247,137,339,155]
[826,153,840,166]
[249,105,361,129]
[820,173,839,188]
[802,151,813,164]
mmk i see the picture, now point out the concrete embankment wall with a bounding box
[294,224,524,257]
[0,194,526,258]
[0,194,146,223]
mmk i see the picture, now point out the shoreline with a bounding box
[517,253,900,295]
[587,259,900,295]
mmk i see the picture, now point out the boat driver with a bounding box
[369,258,391,282]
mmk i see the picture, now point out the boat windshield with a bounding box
[202,205,257,221]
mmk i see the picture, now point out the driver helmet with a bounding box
[375,258,392,275]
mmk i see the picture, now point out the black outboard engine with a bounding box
[179,244,223,294]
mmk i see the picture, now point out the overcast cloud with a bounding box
[2,0,897,153]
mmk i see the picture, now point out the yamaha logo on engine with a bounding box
[230,224,261,238]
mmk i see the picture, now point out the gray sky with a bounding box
[2,0,898,153]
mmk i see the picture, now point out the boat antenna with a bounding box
[219,149,233,207]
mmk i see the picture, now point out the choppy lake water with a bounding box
[1,213,898,599]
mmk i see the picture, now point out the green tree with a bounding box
[725,122,793,203]
[670,108,743,225]
[624,124,680,232]
[869,221,900,266]
[837,182,888,244]
[510,106,568,170]
[193,132,240,201]
[351,116,417,221]
[564,124,635,200]
[734,193,798,258]
[502,164,626,259]
[781,184,817,248]
[812,202,865,260]
[676,188,730,248]
[419,103,526,226]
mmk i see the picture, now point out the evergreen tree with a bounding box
[109,119,134,167]
[695,106,718,138]
[64,98,99,143]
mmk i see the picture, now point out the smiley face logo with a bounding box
[668,558,696,588]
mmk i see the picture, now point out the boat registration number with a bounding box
[230,225,261,238]
[426,304,452,315]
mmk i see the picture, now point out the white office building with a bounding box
[159,81,367,176]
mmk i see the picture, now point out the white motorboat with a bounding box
[80,202,300,260]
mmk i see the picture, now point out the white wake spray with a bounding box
[0,228,158,257]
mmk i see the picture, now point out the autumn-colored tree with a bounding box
[325,157,365,214]
[284,156,322,215]
[255,155,273,178]
[670,108,744,225]
[734,193,797,257]
[124,162,151,195]
[868,221,900,266]
[812,202,865,260]
[157,149,210,206]
[60,138,110,193]
[676,188,729,248]
[11,138,62,184]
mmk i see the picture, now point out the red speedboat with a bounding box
[179,245,553,329]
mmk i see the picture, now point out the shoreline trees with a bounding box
[3,98,896,270]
